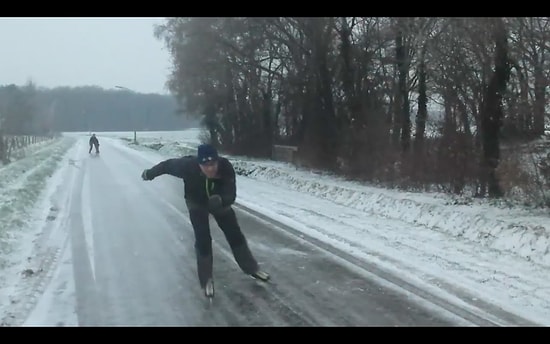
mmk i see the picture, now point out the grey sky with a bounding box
[0,17,172,95]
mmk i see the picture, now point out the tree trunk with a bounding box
[533,65,546,136]
[396,26,411,152]
[414,45,428,154]
[480,18,510,198]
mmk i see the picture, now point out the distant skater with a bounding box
[89,134,100,154]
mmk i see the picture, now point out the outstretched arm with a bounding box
[142,158,187,180]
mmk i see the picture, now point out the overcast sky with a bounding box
[0,17,172,95]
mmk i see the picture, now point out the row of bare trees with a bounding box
[0,83,45,164]
[155,17,550,200]
[0,83,41,135]
[0,135,55,164]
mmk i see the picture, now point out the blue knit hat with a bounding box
[197,144,219,164]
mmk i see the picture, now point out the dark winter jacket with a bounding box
[145,156,237,208]
[89,136,99,146]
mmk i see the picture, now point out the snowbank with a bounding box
[231,159,550,268]
[0,136,74,267]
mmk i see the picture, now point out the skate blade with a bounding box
[250,272,270,283]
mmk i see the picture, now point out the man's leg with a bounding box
[188,206,213,289]
[212,208,260,275]
[89,144,92,153]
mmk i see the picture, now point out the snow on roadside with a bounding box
[0,136,77,326]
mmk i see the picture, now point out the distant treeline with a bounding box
[0,84,199,135]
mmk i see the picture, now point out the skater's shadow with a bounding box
[195,281,274,326]
[249,282,270,297]
[68,159,81,169]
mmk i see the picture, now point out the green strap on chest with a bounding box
[205,179,215,197]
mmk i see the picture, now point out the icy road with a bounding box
[11,136,537,326]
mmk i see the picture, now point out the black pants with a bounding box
[188,204,259,288]
[89,143,99,153]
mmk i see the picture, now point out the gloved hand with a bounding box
[141,169,151,181]
[208,194,223,212]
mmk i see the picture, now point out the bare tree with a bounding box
[156,17,548,203]
[479,18,511,197]
[507,17,550,138]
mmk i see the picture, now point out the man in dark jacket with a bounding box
[89,134,100,154]
[141,143,269,298]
